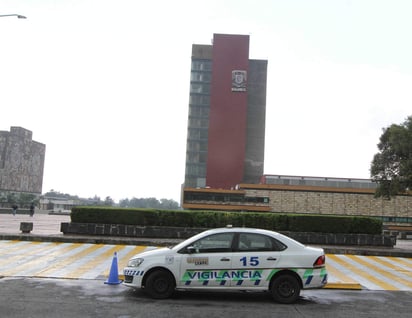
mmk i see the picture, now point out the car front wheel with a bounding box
[270,274,301,304]
[144,270,175,299]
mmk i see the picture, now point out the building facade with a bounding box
[184,34,267,189]
[181,35,411,235]
[182,175,412,234]
[0,127,45,196]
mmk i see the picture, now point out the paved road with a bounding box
[1,240,411,291]
[1,278,411,318]
[1,211,412,291]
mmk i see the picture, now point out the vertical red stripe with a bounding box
[206,34,249,189]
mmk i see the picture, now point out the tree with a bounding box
[103,196,114,206]
[118,197,180,209]
[370,115,412,198]
[159,198,180,210]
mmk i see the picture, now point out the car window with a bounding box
[188,232,235,253]
[237,233,287,252]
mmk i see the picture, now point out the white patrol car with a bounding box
[123,227,327,303]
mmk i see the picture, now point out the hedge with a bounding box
[70,207,382,235]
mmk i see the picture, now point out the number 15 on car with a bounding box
[240,256,260,266]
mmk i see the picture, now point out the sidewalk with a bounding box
[1,212,411,257]
[0,211,70,235]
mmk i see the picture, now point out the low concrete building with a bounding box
[182,175,412,236]
[39,197,78,214]
[0,127,45,196]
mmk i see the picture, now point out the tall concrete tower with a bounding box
[184,34,267,190]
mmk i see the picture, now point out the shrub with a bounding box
[70,207,382,234]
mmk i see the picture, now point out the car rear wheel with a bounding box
[144,270,175,299]
[270,274,301,304]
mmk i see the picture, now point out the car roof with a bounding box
[206,227,278,234]
[172,227,305,251]
[201,227,287,236]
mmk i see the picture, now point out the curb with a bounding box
[324,283,363,290]
[1,233,411,257]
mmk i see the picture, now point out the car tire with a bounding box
[144,270,175,299]
[270,274,301,304]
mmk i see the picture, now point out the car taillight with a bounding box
[313,255,325,267]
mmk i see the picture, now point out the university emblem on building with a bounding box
[232,70,247,92]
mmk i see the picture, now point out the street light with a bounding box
[0,14,27,19]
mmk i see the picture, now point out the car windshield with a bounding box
[172,230,214,251]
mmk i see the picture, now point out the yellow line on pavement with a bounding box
[65,245,127,279]
[344,255,401,290]
[369,256,412,279]
[384,256,412,270]
[37,244,105,277]
[324,283,362,290]
[1,242,84,276]
[324,255,361,289]
[0,241,45,268]
[0,240,40,253]
[350,255,412,289]
[327,254,399,290]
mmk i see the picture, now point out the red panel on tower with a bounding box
[206,34,249,189]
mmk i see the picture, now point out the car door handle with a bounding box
[220,257,230,262]
[267,257,277,261]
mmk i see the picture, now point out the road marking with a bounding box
[364,256,412,287]
[345,255,408,290]
[324,255,362,289]
[1,242,89,276]
[326,254,411,290]
[37,243,111,278]
[0,241,411,291]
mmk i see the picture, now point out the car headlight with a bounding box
[128,258,144,267]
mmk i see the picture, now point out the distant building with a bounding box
[0,127,45,196]
[184,34,268,189]
[182,174,412,236]
[39,197,77,214]
[181,34,411,236]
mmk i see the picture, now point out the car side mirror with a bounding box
[186,246,196,254]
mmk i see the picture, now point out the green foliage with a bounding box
[286,215,381,234]
[0,192,39,207]
[118,197,179,209]
[70,207,382,235]
[371,115,412,198]
[42,191,180,209]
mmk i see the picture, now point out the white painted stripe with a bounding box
[326,255,382,290]
[0,240,33,250]
[0,242,66,272]
[362,256,412,284]
[79,245,135,279]
[44,244,115,278]
[1,241,411,292]
[91,245,137,278]
[341,255,407,290]
[3,243,92,277]
[9,243,80,276]
[386,256,412,271]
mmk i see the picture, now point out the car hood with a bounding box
[130,247,169,259]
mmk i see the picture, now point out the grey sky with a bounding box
[1,0,411,202]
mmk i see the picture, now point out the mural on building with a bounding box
[0,127,45,197]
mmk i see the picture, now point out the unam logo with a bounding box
[232,70,247,92]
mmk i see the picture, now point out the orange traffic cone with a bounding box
[105,252,123,285]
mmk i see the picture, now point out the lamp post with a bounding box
[0,14,27,19]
